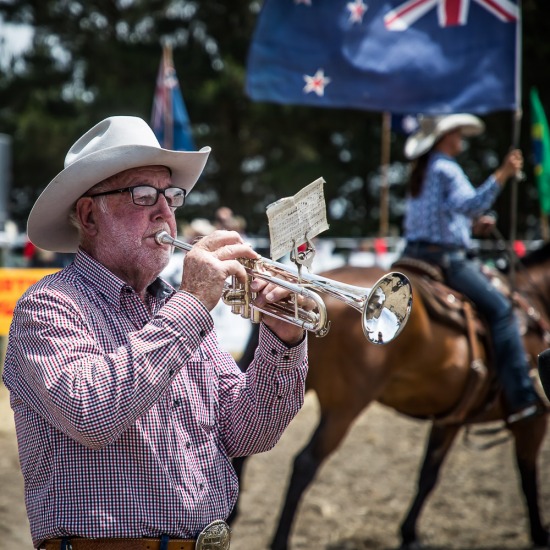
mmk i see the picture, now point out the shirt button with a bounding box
[200,330,206,338]
[186,441,191,449]
[271,349,278,356]
[174,399,180,407]
[168,369,174,377]
[199,483,204,490]
[283,355,290,361]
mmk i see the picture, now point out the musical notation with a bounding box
[266,178,329,260]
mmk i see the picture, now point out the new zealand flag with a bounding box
[246,0,520,114]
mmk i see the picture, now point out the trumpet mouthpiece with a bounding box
[155,230,171,245]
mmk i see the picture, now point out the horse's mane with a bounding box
[519,241,550,268]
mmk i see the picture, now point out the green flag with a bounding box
[531,87,550,215]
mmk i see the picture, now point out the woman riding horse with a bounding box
[401,113,542,424]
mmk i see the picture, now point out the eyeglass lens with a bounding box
[132,186,186,207]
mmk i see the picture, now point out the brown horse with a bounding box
[232,243,550,550]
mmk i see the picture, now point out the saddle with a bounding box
[393,256,550,425]
[392,257,487,337]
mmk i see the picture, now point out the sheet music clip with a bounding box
[290,233,316,275]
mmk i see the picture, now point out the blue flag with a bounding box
[151,45,195,151]
[246,0,519,115]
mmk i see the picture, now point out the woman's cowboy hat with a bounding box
[404,114,485,160]
[27,116,211,252]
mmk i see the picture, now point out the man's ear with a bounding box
[75,197,99,237]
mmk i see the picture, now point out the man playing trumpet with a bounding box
[3,116,308,550]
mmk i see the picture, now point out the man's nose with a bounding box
[151,193,174,218]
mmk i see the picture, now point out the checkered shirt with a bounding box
[3,249,308,548]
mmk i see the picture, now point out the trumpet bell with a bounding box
[362,272,412,344]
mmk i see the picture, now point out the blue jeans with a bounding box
[403,242,538,411]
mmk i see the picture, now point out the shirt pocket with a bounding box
[183,359,216,432]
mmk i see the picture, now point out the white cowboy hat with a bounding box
[404,114,485,160]
[27,116,211,252]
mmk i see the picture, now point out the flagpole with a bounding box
[379,111,391,237]
[540,208,549,241]
[508,1,523,286]
[163,44,174,150]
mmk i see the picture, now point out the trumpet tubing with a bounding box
[155,231,412,344]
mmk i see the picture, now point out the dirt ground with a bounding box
[2,382,550,550]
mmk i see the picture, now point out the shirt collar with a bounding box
[431,151,453,161]
[73,248,174,309]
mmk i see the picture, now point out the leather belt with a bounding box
[407,241,465,252]
[41,520,231,550]
[41,539,195,550]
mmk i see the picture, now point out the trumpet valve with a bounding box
[223,288,247,309]
[222,275,261,324]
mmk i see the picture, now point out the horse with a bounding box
[231,242,550,549]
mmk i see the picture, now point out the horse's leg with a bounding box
[400,422,461,549]
[270,408,362,550]
[509,414,549,547]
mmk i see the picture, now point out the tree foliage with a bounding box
[0,0,549,239]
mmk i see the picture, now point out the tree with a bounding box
[1,0,549,239]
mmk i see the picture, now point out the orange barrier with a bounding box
[0,269,59,336]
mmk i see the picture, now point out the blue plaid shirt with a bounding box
[3,249,307,547]
[404,152,501,248]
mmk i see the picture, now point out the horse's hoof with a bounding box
[399,541,424,550]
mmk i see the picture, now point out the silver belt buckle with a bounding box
[196,520,231,550]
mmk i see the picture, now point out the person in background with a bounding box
[214,206,247,236]
[3,116,308,550]
[214,206,235,230]
[401,113,542,425]
[23,239,71,268]
[183,217,216,242]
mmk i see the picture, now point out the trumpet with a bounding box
[155,231,412,344]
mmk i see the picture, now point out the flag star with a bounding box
[294,0,312,4]
[303,69,331,97]
[402,115,419,134]
[347,0,368,23]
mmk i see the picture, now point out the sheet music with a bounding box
[266,177,329,260]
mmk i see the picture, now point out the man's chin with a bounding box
[157,250,172,272]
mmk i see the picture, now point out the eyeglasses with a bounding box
[86,185,186,208]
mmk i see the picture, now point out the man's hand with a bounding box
[250,277,307,345]
[179,230,258,311]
